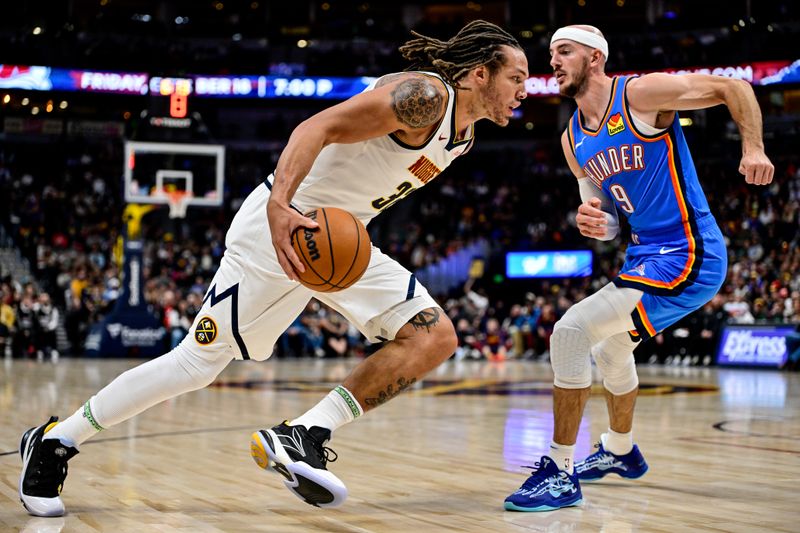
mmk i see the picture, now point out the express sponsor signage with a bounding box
[716,324,796,367]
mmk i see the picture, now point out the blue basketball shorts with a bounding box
[612,220,727,341]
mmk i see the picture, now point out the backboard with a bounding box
[123,141,225,211]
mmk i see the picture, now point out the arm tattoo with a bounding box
[391,78,444,129]
[375,73,406,88]
[364,376,417,407]
[408,308,440,333]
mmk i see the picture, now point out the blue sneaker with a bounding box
[575,442,648,482]
[504,456,583,512]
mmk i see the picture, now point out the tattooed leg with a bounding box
[341,307,457,413]
[408,308,441,333]
[364,377,417,408]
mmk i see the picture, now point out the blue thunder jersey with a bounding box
[567,75,727,340]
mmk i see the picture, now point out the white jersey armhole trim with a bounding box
[629,110,666,136]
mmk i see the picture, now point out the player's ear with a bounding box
[590,49,604,68]
[472,64,489,84]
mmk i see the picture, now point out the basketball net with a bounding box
[155,189,193,219]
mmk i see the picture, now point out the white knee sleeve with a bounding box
[592,333,640,395]
[551,284,643,390]
[551,309,593,389]
[92,344,232,428]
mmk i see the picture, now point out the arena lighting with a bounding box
[679,117,693,126]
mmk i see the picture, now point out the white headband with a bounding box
[550,27,608,59]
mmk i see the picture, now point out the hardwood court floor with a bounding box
[1,357,798,532]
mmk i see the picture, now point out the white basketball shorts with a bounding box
[180,182,438,361]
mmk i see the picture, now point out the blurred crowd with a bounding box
[0,280,60,361]
[1,132,798,364]
[2,2,797,75]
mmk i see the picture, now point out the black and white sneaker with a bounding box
[250,422,347,508]
[19,417,79,517]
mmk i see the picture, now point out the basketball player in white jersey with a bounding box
[19,20,528,515]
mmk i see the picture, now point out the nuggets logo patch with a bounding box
[607,113,625,136]
[194,316,218,345]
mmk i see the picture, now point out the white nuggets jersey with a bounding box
[288,72,474,225]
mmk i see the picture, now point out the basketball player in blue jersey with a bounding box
[18,21,528,517]
[504,25,773,512]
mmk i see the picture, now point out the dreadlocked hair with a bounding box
[398,20,522,88]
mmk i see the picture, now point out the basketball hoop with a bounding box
[155,189,193,219]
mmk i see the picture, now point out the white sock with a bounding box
[43,347,231,448]
[548,441,575,474]
[601,428,633,455]
[290,385,364,432]
[43,396,104,448]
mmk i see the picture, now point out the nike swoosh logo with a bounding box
[659,246,682,254]
[575,138,585,148]
[438,133,447,141]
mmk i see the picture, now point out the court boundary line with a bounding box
[676,436,800,455]
[0,424,255,458]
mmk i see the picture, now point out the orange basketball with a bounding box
[291,207,371,292]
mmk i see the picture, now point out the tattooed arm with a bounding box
[269,72,447,278]
[273,73,445,197]
[273,73,446,199]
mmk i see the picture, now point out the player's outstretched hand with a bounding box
[267,199,319,281]
[739,150,774,186]
[576,197,608,239]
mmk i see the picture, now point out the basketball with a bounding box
[291,207,371,292]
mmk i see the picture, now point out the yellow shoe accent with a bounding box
[250,432,272,470]
[44,422,59,434]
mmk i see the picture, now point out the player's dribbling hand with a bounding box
[576,197,608,239]
[266,199,319,281]
[739,150,774,186]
